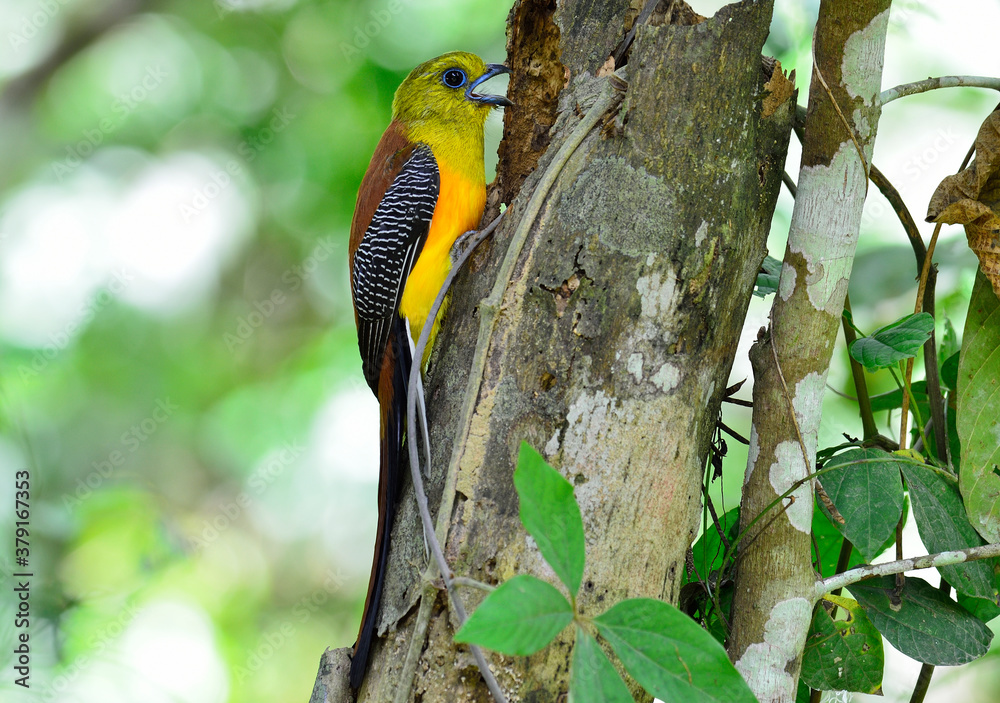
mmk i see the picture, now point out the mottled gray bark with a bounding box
[729,2,890,702]
[319,1,794,700]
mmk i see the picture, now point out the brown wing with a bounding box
[348,120,416,281]
[350,140,439,392]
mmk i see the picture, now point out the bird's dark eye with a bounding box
[442,68,467,89]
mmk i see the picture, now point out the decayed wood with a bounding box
[333,1,793,700]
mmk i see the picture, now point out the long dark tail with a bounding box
[351,317,411,690]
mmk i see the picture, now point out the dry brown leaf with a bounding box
[762,60,795,118]
[927,109,1000,298]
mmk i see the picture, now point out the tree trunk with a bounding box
[313,1,794,700]
[728,2,890,702]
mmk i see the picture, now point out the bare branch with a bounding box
[817,542,1000,597]
[880,75,1000,106]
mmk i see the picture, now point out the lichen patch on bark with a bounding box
[788,145,867,314]
[768,441,813,533]
[779,261,796,301]
[841,9,891,107]
[627,352,644,381]
[735,597,812,701]
[792,371,825,432]
[652,363,680,392]
[636,267,680,324]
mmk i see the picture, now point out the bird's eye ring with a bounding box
[442,68,467,89]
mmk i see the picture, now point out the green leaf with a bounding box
[957,271,1000,543]
[940,351,960,391]
[570,627,634,703]
[869,380,928,412]
[811,496,864,579]
[795,679,811,703]
[753,255,783,298]
[849,312,935,370]
[514,442,586,596]
[702,583,734,647]
[956,592,1000,624]
[685,506,739,586]
[851,576,993,665]
[948,396,962,473]
[800,595,884,694]
[820,448,905,561]
[680,507,738,644]
[454,574,573,655]
[900,463,997,599]
[594,598,757,703]
[940,317,960,365]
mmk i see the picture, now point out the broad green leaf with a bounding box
[801,595,884,694]
[811,497,865,579]
[957,272,1000,543]
[957,592,1000,624]
[594,598,757,703]
[753,255,782,298]
[515,442,586,596]
[869,380,928,412]
[820,449,905,561]
[900,463,997,599]
[849,312,935,370]
[570,627,634,703]
[454,574,572,655]
[851,576,993,665]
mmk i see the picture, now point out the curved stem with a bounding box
[402,215,506,703]
[439,78,626,548]
[880,75,1000,106]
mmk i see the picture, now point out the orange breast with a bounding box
[399,161,485,346]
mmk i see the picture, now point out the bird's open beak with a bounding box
[466,64,513,107]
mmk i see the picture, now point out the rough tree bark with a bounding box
[729,2,890,702]
[311,1,794,700]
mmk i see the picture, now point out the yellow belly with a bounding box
[399,162,485,358]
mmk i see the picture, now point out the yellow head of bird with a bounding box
[392,51,512,130]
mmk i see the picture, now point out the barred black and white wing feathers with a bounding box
[351,145,439,391]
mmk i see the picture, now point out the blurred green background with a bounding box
[0,1,996,702]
